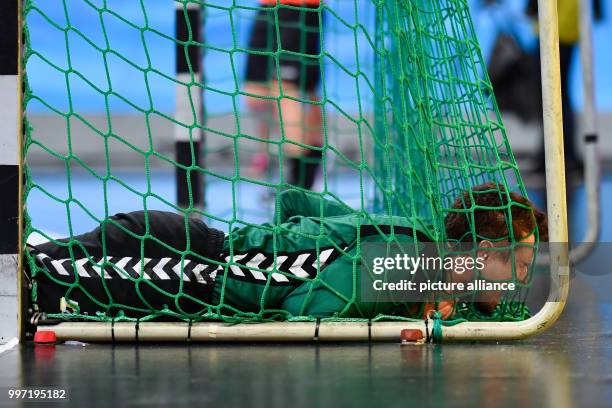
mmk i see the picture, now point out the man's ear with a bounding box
[477,240,494,261]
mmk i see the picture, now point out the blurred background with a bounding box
[23,0,612,242]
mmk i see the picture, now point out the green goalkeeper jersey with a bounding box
[213,190,431,319]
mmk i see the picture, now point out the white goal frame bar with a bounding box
[11,0,570,342]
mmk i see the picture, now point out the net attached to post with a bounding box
[23,0,540,328]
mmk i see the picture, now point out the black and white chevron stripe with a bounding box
[34,253,217,285]
[35,246,342,287]
[218,247,341,285]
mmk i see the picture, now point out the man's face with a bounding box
[480,234,536,283]
[475,234,536,312]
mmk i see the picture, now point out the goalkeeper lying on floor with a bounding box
[29,182,547,321]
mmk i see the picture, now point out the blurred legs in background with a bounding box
[244,82,274,176]
[275,82,322,190]
[243,3,323,190]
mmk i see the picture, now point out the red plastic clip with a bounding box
[34,331,57,344]
[400,329,424,344]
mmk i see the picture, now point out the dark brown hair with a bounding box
[444,182,548,242]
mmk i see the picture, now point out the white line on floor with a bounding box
[0,337,19,355]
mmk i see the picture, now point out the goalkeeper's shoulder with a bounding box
[278,189,310,206]
[362,214,435,241]
[278,189,353,220]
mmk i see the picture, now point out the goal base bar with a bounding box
[35,300,566,342]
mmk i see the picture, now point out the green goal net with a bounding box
[23,0,540,328]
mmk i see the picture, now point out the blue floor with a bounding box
[25,168,379,238]
[25,168,612,244]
